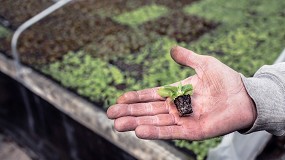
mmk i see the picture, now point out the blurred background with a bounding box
[0,0,284,159]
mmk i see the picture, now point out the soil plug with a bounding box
[158,83,193,116]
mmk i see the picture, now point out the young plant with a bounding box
[158,83,194,116]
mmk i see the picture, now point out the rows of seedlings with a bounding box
[0,0,204,66]
[140,11,218,43]
[0,1,128,65]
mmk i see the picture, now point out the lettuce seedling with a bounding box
[158,83,193,116]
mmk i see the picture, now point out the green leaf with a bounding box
[157,88,173,97]
[171,92,179,100]
[178,82,182,92]
[182,84,193,95]
[163,85,178,93]
[157,84,194,100]
[113,5,168,26]
[185,90,194,95]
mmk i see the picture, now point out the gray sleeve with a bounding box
[240,62,285,136]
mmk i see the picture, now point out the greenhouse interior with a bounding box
[0,0,284,159]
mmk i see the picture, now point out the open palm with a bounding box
[107,46,256,140]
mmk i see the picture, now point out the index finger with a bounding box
[117,77,197,104]
[117,87,165,104]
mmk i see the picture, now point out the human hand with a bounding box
[107,46,256,140]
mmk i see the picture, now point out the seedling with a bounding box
[158,83,193,116]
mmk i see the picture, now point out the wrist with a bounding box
[231,75,257,130]
[241,86,257,129]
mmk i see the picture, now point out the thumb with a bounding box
[170,46,206,70]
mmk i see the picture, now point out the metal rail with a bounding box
[274,48,285,63]
[10,0,73,144]
[11,0,73,79]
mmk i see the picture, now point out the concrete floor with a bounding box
[0,134,31,160]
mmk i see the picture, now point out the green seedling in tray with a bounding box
[158,83,194,116]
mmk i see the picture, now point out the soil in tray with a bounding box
[0,0,53,29]
[0,12,127,65]
[0,0,156,28]
[154,0,200,9]
[66,0,170,17]
[0,0,216,66]
[92,0,201,15]
[83,28,158,60]
[140,11,219,43]
[0,0,157,65]
[110,58,144,81]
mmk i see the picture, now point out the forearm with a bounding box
[241,62,285,136]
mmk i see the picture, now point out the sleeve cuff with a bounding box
[240,73,285,136]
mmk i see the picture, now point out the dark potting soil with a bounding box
[154,0,200,9]
[140,11,219,43]
[0,0,53,29]
[0,0,217,66]
[174,95,193,116]
[91,0,153,17]
[110,59,144,81]
[0,0,128,65]
[0,13,127,65]
[83,28,158,61]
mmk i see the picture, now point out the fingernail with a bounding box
[170,45,179,53]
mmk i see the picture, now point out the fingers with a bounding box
[170,46,207,70]
[114,115,205,140]
[135,125,185,139]
[135,124,205,140]
[107,102,169,119]
[116,77,198,104]
[117,87,165,104]
[114,114,176,132]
